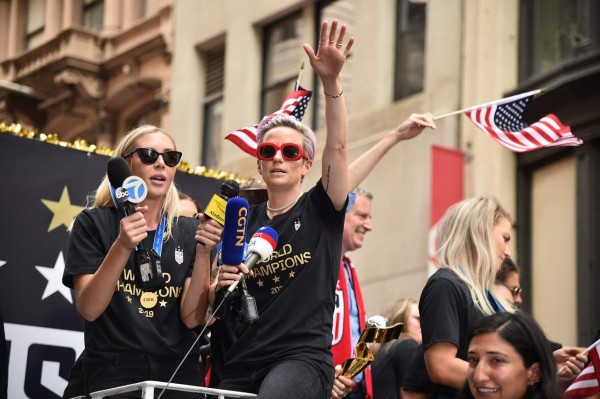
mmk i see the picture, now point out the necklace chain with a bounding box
[267,193,302,212]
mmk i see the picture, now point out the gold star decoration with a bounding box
[127,296,133,303]
[289,271,295,278]
[159,300,167,307]
[257,280,264,287]
[41,186,85,232]
[273,276,280,283]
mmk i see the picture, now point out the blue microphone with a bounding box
[221,197,249,266]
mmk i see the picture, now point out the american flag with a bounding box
[225,87,313,157]
[465,92,582,153]
[564,340,600,398]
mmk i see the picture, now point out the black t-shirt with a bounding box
[419,268,485,398]
[213,179,345,380]
[371,338,419,399]
[402,345,431,393]
[63,207,200,361]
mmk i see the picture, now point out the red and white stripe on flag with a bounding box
[225,88,312,157]
[564,343,600,398]
[464,94,583,153]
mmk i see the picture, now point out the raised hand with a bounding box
[390,113,437,142]
[303,20,354,90]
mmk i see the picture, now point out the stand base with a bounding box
[70,380,257,399]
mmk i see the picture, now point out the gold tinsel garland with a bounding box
[0,122,245,183]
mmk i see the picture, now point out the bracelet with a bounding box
[323,88,344,98]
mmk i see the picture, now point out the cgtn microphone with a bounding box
[227,226,278,294]
[220,197,249,266]
[106,157,164,292]
[203,179,240,225]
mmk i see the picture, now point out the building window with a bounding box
[202,47,225,168]
[261,12,305,119]
[394,0,426,101]
[519,0,600,81]
[25,0,46,49]
[313,0,354,131]
[82,0,104,31]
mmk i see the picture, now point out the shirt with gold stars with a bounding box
[64,207,200,360]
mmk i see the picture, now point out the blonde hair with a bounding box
[436,197,514,315]
[89,125,181,240]
[371,297,418,356]
[382,297,418,328]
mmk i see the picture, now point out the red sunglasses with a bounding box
[256,142,306,161]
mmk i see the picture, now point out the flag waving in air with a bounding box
[462,90,583,153]
[564,339,600,398]
[225,87,312,157]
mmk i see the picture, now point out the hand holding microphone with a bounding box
[107,157,149,249]
[118,207,149,250]
[197,179,240,248]
[223,226,279,293]
[215,197,250,289]
[107,157,164,292]
[195,214,224,252]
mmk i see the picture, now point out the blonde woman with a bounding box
[419,197,514,398]
[62,125,222,396]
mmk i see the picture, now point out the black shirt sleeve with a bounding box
[63,209,115,288]
[420,272,463,350]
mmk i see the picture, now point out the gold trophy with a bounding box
[341,316,404,378]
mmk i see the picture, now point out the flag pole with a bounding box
[294,62,305,91]
[433,89,545,121]
[581,337,600,356]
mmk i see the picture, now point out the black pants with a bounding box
[218,359,334,399]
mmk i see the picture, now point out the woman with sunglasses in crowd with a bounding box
[210,20,353,398]
[62,125,223,397]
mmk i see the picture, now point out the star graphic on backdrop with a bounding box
[127,296,132,303]
[36,251,73,303]
[41,186,85,232]
[159,300,167,307]
[289,271,295,278]
[257,280,264,287]
[0,260,5,268]
[272,276,280,283]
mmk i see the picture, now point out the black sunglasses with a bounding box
[256,142,306,161]
[505,285,523,298]
[125,148,182,167]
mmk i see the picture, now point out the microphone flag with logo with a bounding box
[204,179,240,225]
[227,226,278,293]
[220,197,249,266]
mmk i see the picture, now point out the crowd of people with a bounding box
[58,19,592,399]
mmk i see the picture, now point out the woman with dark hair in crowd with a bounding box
[462,312,560,399]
